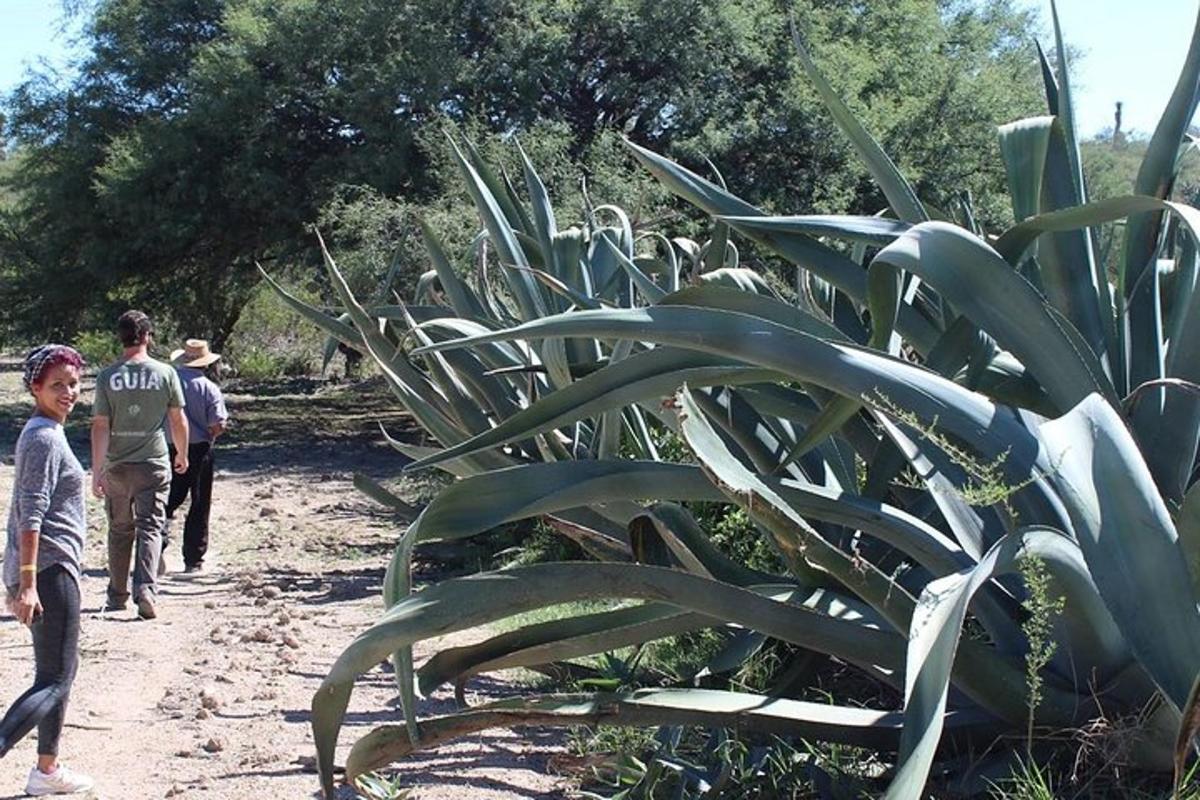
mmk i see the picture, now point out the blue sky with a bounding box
[1,0,1197,138]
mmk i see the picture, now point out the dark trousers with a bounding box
[165,442,214,567]
[0,566,80,758]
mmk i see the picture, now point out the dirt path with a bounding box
[0,362,568,799]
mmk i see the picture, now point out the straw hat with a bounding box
[171,339,222,368]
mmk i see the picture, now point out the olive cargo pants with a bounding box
[105,460,171,607]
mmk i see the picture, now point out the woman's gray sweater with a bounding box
[4,415,87,598]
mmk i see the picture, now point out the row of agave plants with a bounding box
[269,3,1200,797]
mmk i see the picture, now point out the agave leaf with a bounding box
[700,267,773,294]
[1177,483,1200,595]
[543,511,639,561]
[996,195,1200,265]
[419,219,487,319]
[506,263,605,309]
[1046,0,1085,202]
[1039,394,1200,710]
[343,688,997,787]
[517,139,558,272]
[410,304,1070,528]
[311,562,910,795]
[401,306,492,435]
[462,137,531,237]
[862,315,996,501]
[790,20,933,350]
[703,219,731,274]
[637,232,681,291]
[737,383,880,461]
[885,527,1089,800]
[1037,119,1115,378]
[777,399,862,473]
[601,234,667,302]
[769,477,972,579]
[886,533,1016,800]
[259,266,361,347]
[1034,41,1059,115]
[408,460,723,545]
[718,215,911,246]
[417,583,817,697]
[595,341,635,460]
[874,221,1118,412]
[1175,671,1200,793]
[658,284,849,342]
[998,116,1054,224]
[352,473,419,520]
[313,236,497,465]
[677,383,916,628]
[410,307,1028,462]
[589,226,628,301]
[871,413,990,561]
[402,347,780,472]
[1122,1,1200,310]
[789,26,926,225]
[633,502,785,587]
[623,139,940,353]
[384,439,503,479]
[779,256,902,467]
[688,386,805,480]
[697,629,769,679]
[1144,251,1200,503]
[447,136,575,389]
[686,385,1024,655]
[416,601,715,696]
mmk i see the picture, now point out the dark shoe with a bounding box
[184,562,204,574]
[103,599,128,612]
[136,596,157,620]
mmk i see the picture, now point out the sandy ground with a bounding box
[0,361,568,800]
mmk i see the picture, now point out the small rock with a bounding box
[259,506,278,518]
[200,687,222,710]
[275,611,291,626]
[252,689,278,701]
[196,708,211,720]
[262,585,282,599]
[253,596,268,607]
[203,600,217,610]
[242,626,273,643]
[175,749,193,758]
[296,755,318,773]
[215,674,234,684]
[166,783,185,797]
[202,737,224,753]
[282,633,301,650]
[277,648,298,665]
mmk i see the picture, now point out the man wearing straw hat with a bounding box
[162,339,229,574]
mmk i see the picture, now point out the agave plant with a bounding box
[274,3,1200,797]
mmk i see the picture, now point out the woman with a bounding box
[1,345,94,795]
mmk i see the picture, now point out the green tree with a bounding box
[1,0,1045,347]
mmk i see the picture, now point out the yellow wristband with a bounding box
[19,565,37,573]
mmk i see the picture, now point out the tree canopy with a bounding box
[1,0,1045,347]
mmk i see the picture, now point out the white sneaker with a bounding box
[24,764,95,796]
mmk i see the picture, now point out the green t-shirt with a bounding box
[94,357,185,466]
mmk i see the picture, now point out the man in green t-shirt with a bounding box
[90,311,189,620]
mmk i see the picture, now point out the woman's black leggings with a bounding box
[0,565,80,758]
